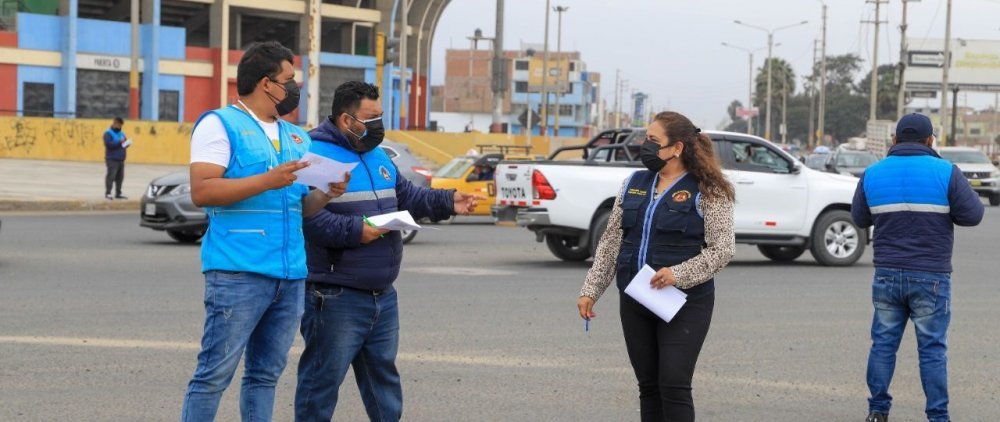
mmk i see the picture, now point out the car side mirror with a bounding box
[825,162,835,171]
[993,159,999,166]
[791,163,802,174]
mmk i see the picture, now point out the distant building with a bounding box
[431,43,600,137]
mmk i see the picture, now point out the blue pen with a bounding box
[585,318,589,332]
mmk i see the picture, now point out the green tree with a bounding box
[724,99,749,133]
[754,57,796,140]
[858,63,900,121]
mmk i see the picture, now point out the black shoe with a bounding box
[115,195,128,200]
[866,412,888,422]
[105,194,114,200]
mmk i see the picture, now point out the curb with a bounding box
[0,199,141,212]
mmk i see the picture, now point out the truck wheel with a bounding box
[990,193,999,206]
[546,234,591,261]
[401,229,417,244]
[809,210,866,266]
[757,245,806,262]
[589,210,611,257]
[167,230,204,244]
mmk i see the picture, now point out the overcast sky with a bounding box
[431,0,1000,128]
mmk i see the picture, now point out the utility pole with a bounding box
[818,1,828,145]
[490,0,505,133]
[540,0,551,136]
[613,69,620,129]
[865,0,888,122]
[897,0,920,120]
[400,0,408,129]
[808,39,819,147]
[940,0,953,145]
[781,81,788,143]
[552,5,568,137]
[721,42,764,136]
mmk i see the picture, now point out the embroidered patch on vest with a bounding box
[672,190,692,202]
[627,188,647,196]
[380,165,392,181]
[291,133,303,144]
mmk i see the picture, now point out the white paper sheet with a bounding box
[623,265,688,322]
[122,139,133,148]
[295,152,358,191]
[366,210,434,231]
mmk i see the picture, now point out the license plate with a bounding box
[970,180,982,187]
[144,204,157,216]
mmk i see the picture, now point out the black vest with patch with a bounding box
[615,171,714,299]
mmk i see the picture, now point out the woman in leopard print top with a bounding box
[577,111,735,421]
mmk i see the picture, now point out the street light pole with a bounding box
[552,5,568,137]
[897,0,920,120]
[540,0,551,136]
[818,1,828,144]
[491,0,505,133]
[735,19,808,141]
[940,0,953,145]
[721,42,766,135]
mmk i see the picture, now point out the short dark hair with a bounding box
[236,41,295,96]
[113,117,124,124]
[331,81,380,119]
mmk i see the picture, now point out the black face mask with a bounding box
[111,127,121,133]
[266,79,300,116]
[343,114,385,153]
[639,141,676,173]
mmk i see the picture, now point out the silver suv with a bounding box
[938,147,1000,206]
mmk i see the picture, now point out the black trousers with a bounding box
[105,159,124,196]
[620,290,715,422]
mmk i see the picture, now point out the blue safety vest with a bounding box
[196,105,312,280]
[616,170,714,299]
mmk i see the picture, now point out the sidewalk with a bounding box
[0,159,186,211]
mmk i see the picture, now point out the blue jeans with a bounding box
[181,271,305,422]
[295,284,402,422]
[867,267,951,422]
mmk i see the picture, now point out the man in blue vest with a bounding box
[180,41,349,422]
[103,117,129,200]
[293,81,482,422]
[852,113,984,422]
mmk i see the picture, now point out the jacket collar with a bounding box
[308,118,355,150]
[888,142,940,158]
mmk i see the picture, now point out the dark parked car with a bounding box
[141,140,432,244]
[823,149,878,178]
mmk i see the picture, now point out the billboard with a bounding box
[526,58,571,94]
[905,38,1000,92]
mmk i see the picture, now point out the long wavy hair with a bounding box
[654,111,735,201]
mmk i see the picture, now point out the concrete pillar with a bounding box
[141,0,160,120]
[210,0,230,107]
[59,0,78,117]
[375,0,397,129]
[299,0,321,127]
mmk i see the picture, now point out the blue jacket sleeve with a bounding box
[946,165,984,227]
[395,170,456,222]
[103,132,121,150]
[851,174,873,228]
[303,208,365,249]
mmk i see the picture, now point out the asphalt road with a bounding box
[1,209,998,421]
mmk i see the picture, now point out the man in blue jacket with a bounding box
[103,117,129,200]
[852,113,984,422]
[294,81,481,422]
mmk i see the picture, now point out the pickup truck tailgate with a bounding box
[495,163,536,207]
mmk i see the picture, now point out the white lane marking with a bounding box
[405,267,517,276]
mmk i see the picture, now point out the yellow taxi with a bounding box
[431,145,534,216]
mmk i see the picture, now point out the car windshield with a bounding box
[837,152,878,167]
[433,157,475,179]
[940,150,991,164]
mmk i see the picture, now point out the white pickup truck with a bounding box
[492,129,869,266]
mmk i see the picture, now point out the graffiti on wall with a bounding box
[0,117,194,165]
